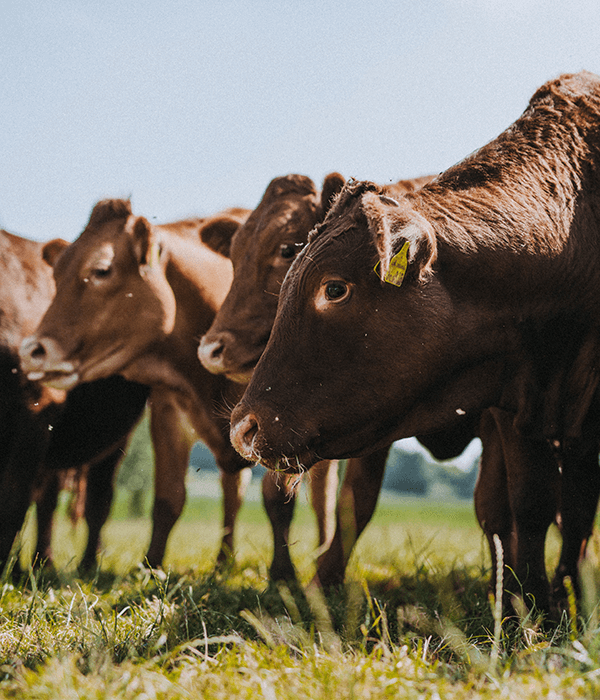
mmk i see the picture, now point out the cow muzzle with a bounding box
[198,331,256,384]
[19,335,79,390]
[230,407,318,473]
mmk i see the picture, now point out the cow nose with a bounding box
[230,413,259,460]
[19,335,48,369]
[19,335,77,381]
[198,334,227,373]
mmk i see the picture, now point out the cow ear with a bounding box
[362,191,437,285]
[42,238,70,267]
[320,172,345,215]
[132,217,165,269]
[200,214,245,258]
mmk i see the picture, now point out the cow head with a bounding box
[19,199,179,389]
[198,173,345,383]
[229,180,508,471]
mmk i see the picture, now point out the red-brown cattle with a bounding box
[230,72,600,612]
[0,228,149,573]
[198,172,441,585]
[19,200,335,575]
[196,172,598,610]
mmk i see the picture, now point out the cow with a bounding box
[0,227,150,574]
[197,171,442,586]
[195,171,599,610]
[18,200,339,576]
[228,71,600,613]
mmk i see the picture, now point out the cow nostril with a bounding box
[30,342,47,360]
[242,415,258,448]
[210,341,224,360]
[231,413,260,459]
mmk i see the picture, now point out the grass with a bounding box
[2,480,600,698]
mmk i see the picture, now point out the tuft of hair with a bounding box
[87,199,133,231]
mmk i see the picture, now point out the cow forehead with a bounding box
[232,196,318,259]
[55,217,133,279]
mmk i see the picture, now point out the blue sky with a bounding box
[2,0,600,241]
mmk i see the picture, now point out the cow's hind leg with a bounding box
[551,440,600,606]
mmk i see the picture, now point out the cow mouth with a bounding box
[255,446,320,473]
[223,363,256,385]
[27,368,80,390]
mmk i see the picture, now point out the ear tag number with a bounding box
[374,241,410,287]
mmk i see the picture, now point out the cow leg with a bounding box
[261,470,301,581]
[551,440,600,604]
[309,460,339,553]
[474,409,516,600]
[0,412,49,573]
[33,469,61,565]
[80,445,125,571]
[313,446,389,589]
[218,467,252,565]
[490,407,560,614]
[263,460,338,582]
[145,391,195,568]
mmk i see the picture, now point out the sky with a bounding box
[2,0,600,242]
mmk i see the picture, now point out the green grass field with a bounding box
[3,480,600,699]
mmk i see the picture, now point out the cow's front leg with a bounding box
[261,469,300,581]
[218,467,252,565]
[145,391,195,568]
[475,409,516,605]
[313,446,389,589]
[490,407,560,615]
[80,442,127,571]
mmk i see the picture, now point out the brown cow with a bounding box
[229,72,600,612]
[19,200,338,575]
[0,228,149,573]
[198,172,440,585]
[195,171,599,610]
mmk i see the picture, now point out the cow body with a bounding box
[0,228,149,572]
[229,72,600,612]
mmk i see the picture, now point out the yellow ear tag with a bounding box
[374,241,410,287]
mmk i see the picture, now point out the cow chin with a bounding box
[255,448,320,474]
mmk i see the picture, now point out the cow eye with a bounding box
[324,280,349,301]
[279,244,297,259]
[90,266,112,280]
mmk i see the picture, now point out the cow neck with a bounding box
[415,178,598,323]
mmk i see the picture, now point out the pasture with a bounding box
[2,474,600,699]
